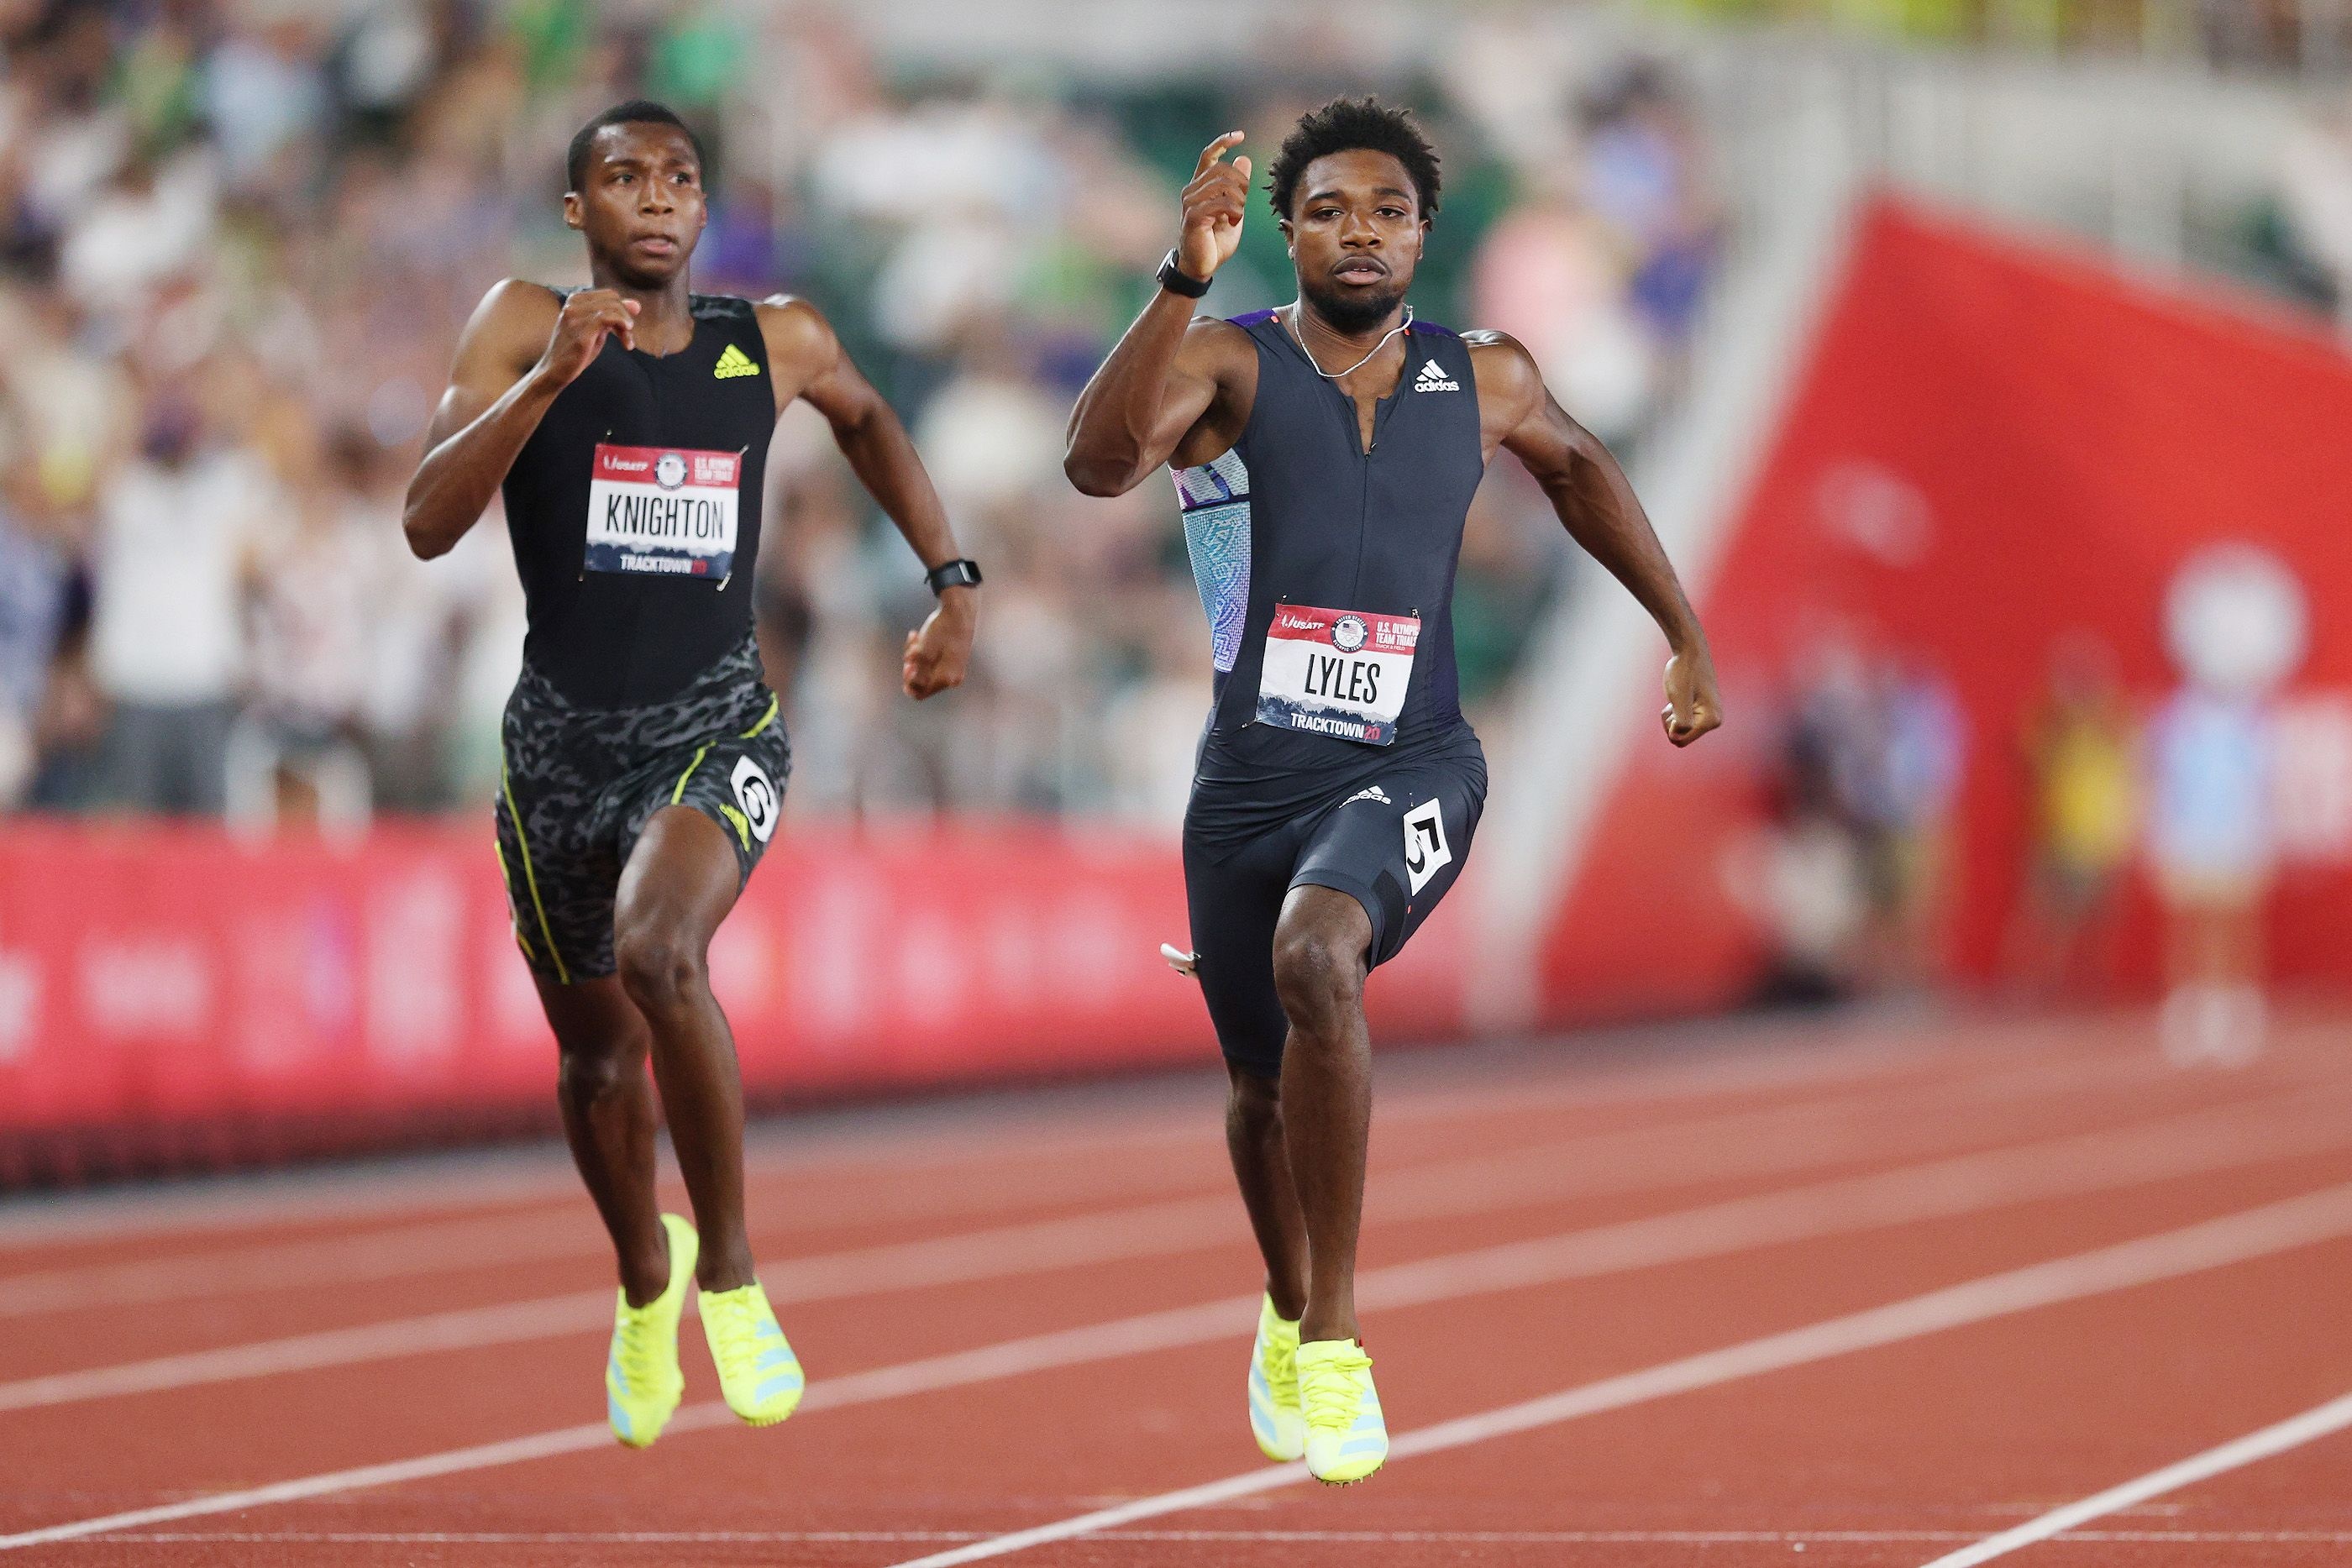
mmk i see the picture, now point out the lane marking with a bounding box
[8,1116,2352,1549]
[2,1074,2334,1412]
[879,1183,2352,1567]
[0,1040,2189,1320]
[1917,1388,2352,1567]
[62,1529,2352,1545]
[0,1010,2099,1254]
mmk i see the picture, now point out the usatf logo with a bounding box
[1331,614,1369,653]
[1413,359,1459,393]
[713,343,760,379]
[654,453,686,490]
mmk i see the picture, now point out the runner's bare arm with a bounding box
[1470,331,1724,747]
[1064,133,1259,495]
[758,296,974,701]
[403,281,638,559]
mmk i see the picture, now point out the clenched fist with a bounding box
[538,289,639,387]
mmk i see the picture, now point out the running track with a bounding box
[3,1010,2350,1565]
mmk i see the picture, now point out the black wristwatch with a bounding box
[925,559,983,595]
[1156,249,1211,299]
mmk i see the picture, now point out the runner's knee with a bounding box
[555,1035,639,1107]
[1270,925,1364,1031]
[1227,1063,1283,1130]
[613,920,707,1015]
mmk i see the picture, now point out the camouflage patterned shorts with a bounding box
[492,635,790,983]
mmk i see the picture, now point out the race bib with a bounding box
[585,443,741,579]
[1256,605,1419,746]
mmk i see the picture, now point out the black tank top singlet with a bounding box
[1173,309,1488,838]
[501,290,775,709]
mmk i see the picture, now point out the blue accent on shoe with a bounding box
[607,1392,634,1440]
[753,1371,804,1403]
[1336,1434,1388,1457]
[754,1348,798,1372]
[606,1354,628,1396]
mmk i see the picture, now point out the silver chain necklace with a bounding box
[1288,301,1414,380]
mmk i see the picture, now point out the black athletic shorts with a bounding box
[1183,736,1486,1078]
[493,635,790,984]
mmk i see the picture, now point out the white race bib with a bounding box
[1256,604,1419,746]
[585,443,741,580]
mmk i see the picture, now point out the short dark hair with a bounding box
[1265,97,1441,220]
[565,100,704,193]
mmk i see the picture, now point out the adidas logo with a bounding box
[713,343,760,380]
[1413,359,1459,393]
[1346,784,1393,806]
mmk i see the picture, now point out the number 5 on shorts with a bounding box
[1403,797,1451,895]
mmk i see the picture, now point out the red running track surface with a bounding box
[2,1009,2350,1566]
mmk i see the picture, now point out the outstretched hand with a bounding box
[901,591,976,700]
[1662,647,1723,747]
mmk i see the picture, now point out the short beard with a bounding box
[1298,275,1408,337]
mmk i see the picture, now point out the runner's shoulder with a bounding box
[475,277,567,326]
[455,279,564,375]
[751,293,840,375]
[1181,312,1260,374]
[1457,329,1545,417]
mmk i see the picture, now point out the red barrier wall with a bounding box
[1539,195,2352,1020]
[0,816,1471,1174]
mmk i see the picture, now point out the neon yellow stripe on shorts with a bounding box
[741,694,779,739]
[501,760,570,985]
[491,839,535,963]
[670,743,713,805]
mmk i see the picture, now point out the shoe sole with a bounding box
[1311,1468,1382,1486]
[732,1397,801,1428]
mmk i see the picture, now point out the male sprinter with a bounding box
[1065,100,1720,1483]
[404,102,980,1447]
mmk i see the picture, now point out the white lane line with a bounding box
[881,1182,2352,1568]
[61,1529,2352,1545]
[0,1009,2081,1254]
[0,1039,2176,1320]
[1917,1389,2352,1567]
[7,1109,2351,1550]
[2,1073,2333,1412]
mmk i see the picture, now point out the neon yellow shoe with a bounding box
[1299,1338,1387,1484]
[606,1213,697,1448]
[700,1280,803,1426]
[1248,1294,1305,1461]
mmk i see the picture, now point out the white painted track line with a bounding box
[879,1183,2352,1568]
[1,1077,2339,1413]
[1916,1388,2352,1567]
[0,1009,2091,1252]
[0,1040,2116,1318]
[64,1529,2352,1546]
[8,1125,2352,1550]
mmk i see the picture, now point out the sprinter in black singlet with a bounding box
[403,102,979,1449]
[1066,100,1722,1483]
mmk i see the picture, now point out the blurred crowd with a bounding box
[1652,0,2343,70]
[1735,603,2294,1058]
[1727,632,1969,1007]
[0,0,1723,829]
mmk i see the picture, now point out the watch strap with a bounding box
[1156,249,1211,299]
[925,559,983,595]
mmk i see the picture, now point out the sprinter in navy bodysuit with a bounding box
[1065,98,1723,1483]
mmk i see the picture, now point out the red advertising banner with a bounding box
[0,817,1470,1173]
[1538,196,2352,1020]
